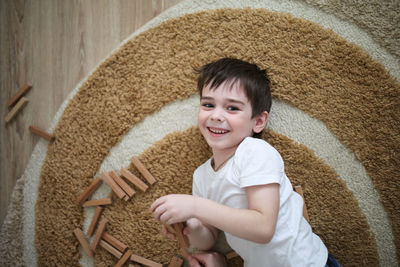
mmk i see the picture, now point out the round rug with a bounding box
[1,2,397,267]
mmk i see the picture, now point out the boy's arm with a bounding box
[161,217,218,250]
[185,218,219,250]
[150,183,279,244]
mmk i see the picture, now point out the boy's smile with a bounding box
[208,127,229,135]
[198,81,265,168]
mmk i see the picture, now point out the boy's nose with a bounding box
[210,108,225,122]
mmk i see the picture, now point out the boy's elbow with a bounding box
[254,234,273,244]
[254,226,275,244]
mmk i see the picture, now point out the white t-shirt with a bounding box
[192,137,327,267]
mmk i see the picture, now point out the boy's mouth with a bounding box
[207,127,229,135]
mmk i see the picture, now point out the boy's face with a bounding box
[198,81,263,158]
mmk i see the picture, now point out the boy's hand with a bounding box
[161,221,200,240]
[161,223,177,240]
[188,251,227,267]
[150,194,196,225]
[184,218,203,235]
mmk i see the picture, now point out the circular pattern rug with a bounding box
[1,1,399,267]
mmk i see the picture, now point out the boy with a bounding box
[150,58,333,266]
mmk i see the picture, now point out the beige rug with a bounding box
[1,0,399,266]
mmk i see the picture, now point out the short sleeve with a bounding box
[192,168,202,197]
[234,137,284,188]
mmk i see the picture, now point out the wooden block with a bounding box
[129,264,141,267]
[4,97,29,124]
[225,251,239,260]
[76,177,103,205]
[172,223,189,250]
[100,239,123,258]
[87,206,104,236]
[163,223,176,234]
[110,171,136,198]
[83,198,112,207]
[168,255,183,267]
[102,171,127,199]
[172,223,190,259]
[131,156,156,185]
[294,185,310,223]
[7,84,32,107]
[91,218,108,251]
[120,168,148,192]
[179,247,190,260]
[73,228,93,258]
[115,249,133,267]
[102,232,127,253]
[29,125,55,141]
[130,254,163,267]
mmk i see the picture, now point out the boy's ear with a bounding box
[253,111,269,133]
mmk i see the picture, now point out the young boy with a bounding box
[150,58,333,266]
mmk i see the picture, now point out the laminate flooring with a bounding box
[0,0,183,226]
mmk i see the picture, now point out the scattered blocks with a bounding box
[168,255,183,267]
[99,239,123,258]
[163,223,176,234]
[110,171,136,199]
[172,223,190,259]
[87,206,104,236]
[120,168,148,192]
[115,249,133,267]
[73,228,93,258]
[76,177,103,205]
[130,253,163,267]
[98,233,163,267]
[83,198,112,207]
[102,171,127,200]
[5,83,32,124]
[131,156,156,185]
[29,125,55,141]
[7,84,32,108]
[102,232,128,253]
[91,218,108,251]
[73,156,164,265]
[4,97,29,124]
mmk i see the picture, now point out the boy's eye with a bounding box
[202,103,214,108]
[227,106,239,111]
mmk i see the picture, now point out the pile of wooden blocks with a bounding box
[6,83,55,141]
[74,155,185,266]
[5,84,31,124]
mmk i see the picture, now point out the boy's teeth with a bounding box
[209,128,227,134]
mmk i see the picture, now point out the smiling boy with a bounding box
[151,58,335,266]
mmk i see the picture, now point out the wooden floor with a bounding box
[0,0,183,226]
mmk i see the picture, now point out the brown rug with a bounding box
[302,0,400,60]
[31,8,399,267]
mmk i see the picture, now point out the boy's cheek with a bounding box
[198,127,208,139]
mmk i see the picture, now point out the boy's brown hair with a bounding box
[196,58,272,137]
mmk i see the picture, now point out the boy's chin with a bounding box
[209,141,239,152]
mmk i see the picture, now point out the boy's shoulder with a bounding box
[193,157,212,175]
[235,137,283,164]
[237,137,276,154]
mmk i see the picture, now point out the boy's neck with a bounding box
[211,149,236,171]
